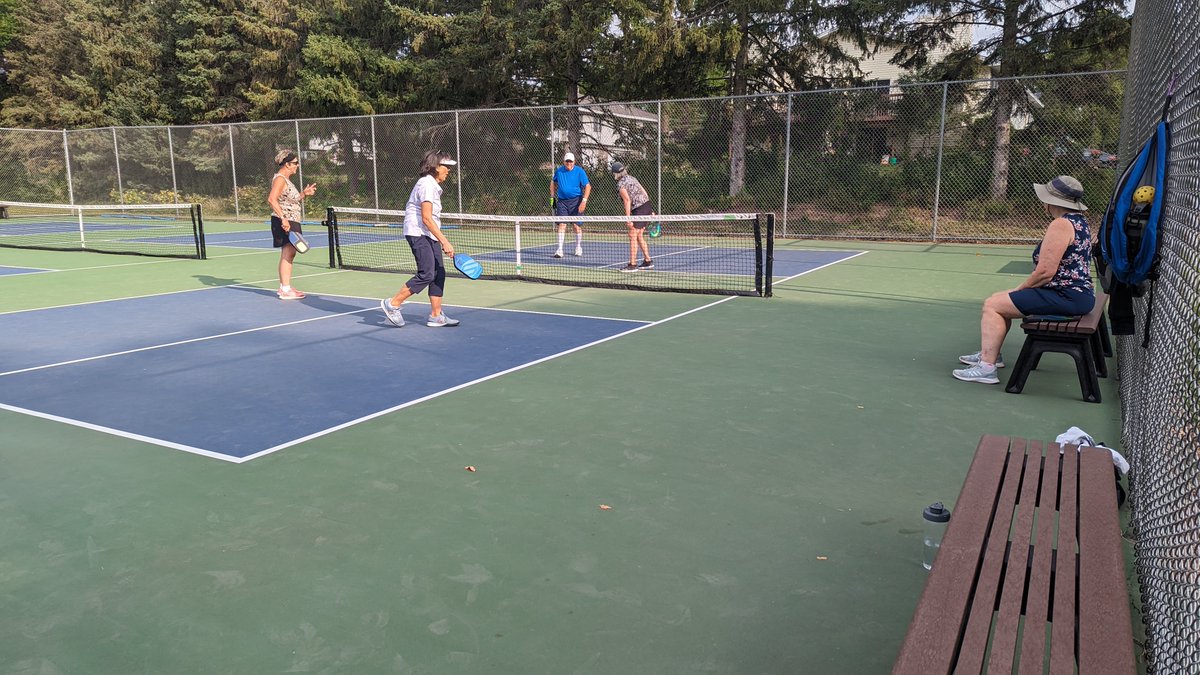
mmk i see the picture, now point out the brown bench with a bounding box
[1005,292,1111,403]
[893,435,1134,674]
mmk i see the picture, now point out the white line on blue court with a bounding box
[236,294,737,463]
[0,269,349,316]
[0,306,377,378]
[0,401,237,462]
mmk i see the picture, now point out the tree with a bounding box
[884,0,1131,199]
[1,0,173,128]
[686,0,877,197]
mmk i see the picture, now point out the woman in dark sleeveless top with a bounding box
[953,175,1095,385]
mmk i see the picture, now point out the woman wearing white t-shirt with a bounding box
[380,150,460,328]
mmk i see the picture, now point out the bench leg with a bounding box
[1007,335,1102,402]
[1005,336,1039,394]
[1098,312,1113,358]
[1090,331,1108,378]
[1076,341,1103,403]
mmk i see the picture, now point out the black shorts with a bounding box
[629,202,653,227]
[271,215,302,248]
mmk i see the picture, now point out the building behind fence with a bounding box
[1,71,1124,243]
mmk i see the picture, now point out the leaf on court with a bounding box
[599,504,613,511]
[464,465,476,472]
[816,556,828,561]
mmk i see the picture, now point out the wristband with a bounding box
[581,197,588,202]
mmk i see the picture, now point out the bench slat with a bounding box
[1049,443,1079,673]
[1018,444,1062,674]
[892,435,1011,674]
[1078,447,1136,673]
[988,440,1045,673]
[956,437,1028,673]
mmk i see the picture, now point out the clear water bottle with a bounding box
[922,502,951,570]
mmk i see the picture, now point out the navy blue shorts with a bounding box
[1009,287,1095,317]
[404,235,446,297]
[270,216,302,248]
[555,196,582,221]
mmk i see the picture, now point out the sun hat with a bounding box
[1033,175,1087,211]
[563,152,575,162]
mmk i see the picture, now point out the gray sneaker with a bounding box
[380,299,405,327]
[952,364,1000,384]
[619,263,639,273]
[426,313,460,327]
[959,351,1004,368]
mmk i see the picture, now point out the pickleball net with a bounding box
[0,201,206,259]
[324,207,773,296]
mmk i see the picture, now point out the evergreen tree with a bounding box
[1,0,172,128]
[883,0,1131,199]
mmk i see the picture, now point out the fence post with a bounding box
[657,101,663,215]
[112,128,125,206]
[228,124,240,220]
[549,107,555,171]
[782,93,792,238]
[370,115,380,211]
[167,126,180,204]
[294,120,304,220]
[932,83,949,242]
[62,130,75,206]
[454,110,463,212]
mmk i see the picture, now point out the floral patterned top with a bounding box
[616,174,650,211]
[1033,211,1093,294]
[272,172,303,222]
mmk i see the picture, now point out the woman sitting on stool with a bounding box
[953,175,1095,385]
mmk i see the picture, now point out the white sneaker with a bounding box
[573,246,583,257]
[553,250,564,258]
[952,364,999,384]
[959,351,1004,368]
[426,313,460,327]
[380,299,404,327]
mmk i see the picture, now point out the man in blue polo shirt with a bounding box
[550,151,591,257]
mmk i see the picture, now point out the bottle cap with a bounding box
[923,502,951,523]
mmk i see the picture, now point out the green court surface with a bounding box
[0,229,1126,674]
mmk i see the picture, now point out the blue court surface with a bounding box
[0,265,53,276]
[171,230,332,250]
[478,243,862,278]
[0,287,644,462]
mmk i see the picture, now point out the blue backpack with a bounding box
[1098,108,1171,345]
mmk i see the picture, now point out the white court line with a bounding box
[1,290,729,464]
[0,307,377,378]
[0,267,55,277]
[313,290,648,324]
[773,250,869,284]
[236,295,736,463]
[0,269,348,316]
[0,402,239,463]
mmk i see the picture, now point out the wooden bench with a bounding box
[1005,292,1111,403]
[893,435,1134,674]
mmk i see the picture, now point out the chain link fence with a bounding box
[1,71,1122,242]
[1114,1,1200,672]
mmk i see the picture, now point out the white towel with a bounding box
[1056,426,1131,475]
